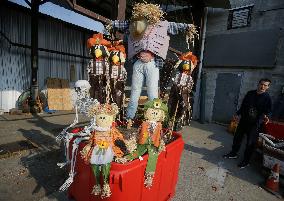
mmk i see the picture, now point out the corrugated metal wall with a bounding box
[0,4,91,112]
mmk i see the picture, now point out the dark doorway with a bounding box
[212,73,242,123]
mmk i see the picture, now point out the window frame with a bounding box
[227,5,254,30]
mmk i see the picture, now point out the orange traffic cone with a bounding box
[262,163,282,198]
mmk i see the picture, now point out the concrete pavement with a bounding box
[0,112,282,201]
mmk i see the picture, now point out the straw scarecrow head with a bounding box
[144,98,168,122]
[87,33,111,59]
[88,103,119,128]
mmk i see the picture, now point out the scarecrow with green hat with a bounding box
[126,98,168,188]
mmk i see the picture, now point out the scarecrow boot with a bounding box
[101,183,111,199]
[144,172,155,188]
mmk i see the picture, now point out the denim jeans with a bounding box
[126,59,159,119]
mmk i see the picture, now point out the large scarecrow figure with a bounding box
[127,98,168,188]
[80,103,128,198]
[108,41,127,119]
[108,2,198,128]
[168,52,198,130]
[87,33,111,103]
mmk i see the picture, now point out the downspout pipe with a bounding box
[193,7,208,122]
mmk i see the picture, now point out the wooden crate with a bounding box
[46,78,73,111]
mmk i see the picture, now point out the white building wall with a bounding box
[0,4,92,112]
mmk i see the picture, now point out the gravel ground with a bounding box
[0,113,282,201]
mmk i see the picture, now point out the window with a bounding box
[227,5,254,29]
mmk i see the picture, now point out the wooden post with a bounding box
[117,0,126,20]
[30,0,39,113]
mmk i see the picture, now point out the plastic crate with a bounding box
[262,141,284,176]
[68,132,184,201]
[264,121,284,140]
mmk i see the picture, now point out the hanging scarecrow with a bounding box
[167,52,198,130]
[107,41,127,119]
[80,103,128,198]
[87,33,111,104]
[126,98,168,188]
[107,2,198,128]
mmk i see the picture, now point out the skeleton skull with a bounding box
[74,80,91,93]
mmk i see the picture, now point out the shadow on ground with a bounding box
[16,112,88,200]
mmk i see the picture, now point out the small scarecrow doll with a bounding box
[126,98,168,188]
[108,41,127,119]
[168,52,198,130]
[108,2,198,128]
[80,103,128,198]
[87,33,111,103]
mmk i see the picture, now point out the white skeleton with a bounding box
[57,80,99,191]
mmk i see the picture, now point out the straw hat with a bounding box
[131,2,164,25]
[88,103,119,117]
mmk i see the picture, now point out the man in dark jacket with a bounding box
[223,78,272,168]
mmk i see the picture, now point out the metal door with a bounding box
[212,73,242,123]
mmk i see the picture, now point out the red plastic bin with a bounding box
[68,132,184,201]
[264,121,284,140]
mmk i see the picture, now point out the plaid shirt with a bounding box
[112,20,189,69]
[87,59,110,76]
[110,65,127,81]
[112,20,189,35]
[174,72,194,89]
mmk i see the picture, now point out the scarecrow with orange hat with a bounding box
[107,2,198,128]
[167,52,198,130]
[107,41,127,118]
[87,33,111,103]
[80,102,128,198]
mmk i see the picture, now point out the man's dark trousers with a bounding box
[231,119,260,163]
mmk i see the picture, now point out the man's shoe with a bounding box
[238,161,249,169]
[223,152,238,159]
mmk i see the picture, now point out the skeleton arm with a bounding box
[55,105,79,142]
